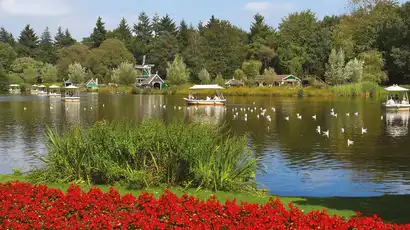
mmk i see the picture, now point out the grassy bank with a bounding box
[1,174,409,224]
[110,82,394,97]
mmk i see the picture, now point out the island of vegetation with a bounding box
[1,0,410,97]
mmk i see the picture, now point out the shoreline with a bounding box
[1,174,409,224]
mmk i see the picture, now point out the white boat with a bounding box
[382,85,410,110]
[36,85,48,96]
[9,84,21,94]
[48,85,61,97]
[62,85,80,102]
[30,84,38,94]
[183,84,226,106]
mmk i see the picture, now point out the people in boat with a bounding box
[213,95,219,100]
[395,94,400,102]
[206,96,211,101]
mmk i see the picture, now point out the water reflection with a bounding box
[64,102,81,125]
[385,111,409,137]
[186,106,226,125]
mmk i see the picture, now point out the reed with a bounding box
[329,82,386,97]
[28,119,262,193]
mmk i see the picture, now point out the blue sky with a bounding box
[0,0,378,40]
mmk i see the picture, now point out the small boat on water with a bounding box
[382,85,410,110]
[9,84,20,94]
[62,85,80,102]
[183,84,226,106]
[36,85,48,96]
[30,84,38,94]
[48,85,61,97]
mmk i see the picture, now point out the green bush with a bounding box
[29,119,262,192]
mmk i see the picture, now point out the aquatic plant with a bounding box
[29,119,262,192]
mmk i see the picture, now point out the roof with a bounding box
[139,74,164,85]
[37,84,46,88]
[49,85,60,88]
[225,78,243,85]
[189,84,224,90]
[255,74,300,82]
[385,85,409,92]
[9,84,19,87]
[65,85,78,89]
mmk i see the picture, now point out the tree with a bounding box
[55,28,76,48]
[149,32,179,76]
[166,54,189,85]
[241,60,262,79]
[68,62,86,83]
[17,24,39,57]
[214,73,225,86]
[0,64,8,92]
[10,57,43,84]
[38,27,56,64]
[111,62,137,85]
[325,48,346,85]
[40,63,58,83]
[262,67,278,85]
[344,58,364,82]
[157,14,178,36]
[358,50,387,83]
[182,29,203,81]
[0,42,17,70]
[177,20,189,53]
[132,12,153,62]
[233,69,247,80]
[249,14,271,42]
[198,68,211,83]
[90,17,107,48]
[57,44,91,74]
[0,27,15,46]
[87,38,134,82]
[112,18,132,45]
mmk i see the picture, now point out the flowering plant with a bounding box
[0,181,409,229]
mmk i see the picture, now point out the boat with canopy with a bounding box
[183,84,226,105]
[62,85,80,102]
[36,85,48,96]
[48,85,61,97]
[9,84,20,94]
[382,85,410,110]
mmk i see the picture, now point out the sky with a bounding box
[0,0,370,40]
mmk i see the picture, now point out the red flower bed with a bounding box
[0,181,409,229]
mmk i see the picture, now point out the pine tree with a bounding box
[113,18,132,44]
[249,14,271,42]
[157,14,177,36]
[132,12,153,62]
[63,29,76,47]
[54,27,65,48]
[0,27,15,46]
[90,16,107,48]
[38,27,56,63]
[177,20,189,53]
[151,13,161,36]
[17,24,39,57]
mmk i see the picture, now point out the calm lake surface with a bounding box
[1,93,409,197]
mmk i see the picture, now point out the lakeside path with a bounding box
[1,175,409,224]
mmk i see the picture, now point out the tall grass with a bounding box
[329,82,386,97]
[29,119,262,192]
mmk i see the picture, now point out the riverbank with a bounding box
[99,82,402,97]
[1,174,409,224]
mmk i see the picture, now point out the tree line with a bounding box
[0,0,409,92]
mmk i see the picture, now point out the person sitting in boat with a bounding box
[188,94,193,100]
[213,95,219,100]
[206,96,211,101]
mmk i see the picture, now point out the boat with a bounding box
[30,84,38,94]
[9,84,21,94]
[48,85,61,97]
[183,84,226,106]
[36,85,48,96]
[62,85,80,102]
[382,85,410,110]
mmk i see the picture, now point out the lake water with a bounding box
[1,94,410,197]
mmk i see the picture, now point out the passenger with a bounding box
[206,96,211,101]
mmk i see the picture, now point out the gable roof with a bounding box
[225,78,243,85]
[140,74,164,85]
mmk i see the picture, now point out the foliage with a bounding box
[214,73,225,86]
[17,24,38,57]
[89,17,107,48]
[241,59,262,79]
[262,67,278,85]
[68,63,86,84]
[0,42,17,70]
[111,62,138,85]
[57,44,91,75]
[166,54,189,85]
[344,58,364,82]
[10,57,43,84]
[28,119,261,192]
[40,64,58,83]
[0,64,8,92]
[198,67,211,84]
[358,50,388,83]
[1,182,410,229]
[233,69,247,80]
[325,48,346,85]
[0,27,15,46]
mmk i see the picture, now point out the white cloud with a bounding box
[0,0,70,16]
[244,1,295,13]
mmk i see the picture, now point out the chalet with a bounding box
[85,78,99,89]
[135,55,166,89]
[62,80,73,87]
[225,78,244,88]
[255,74,301,87]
